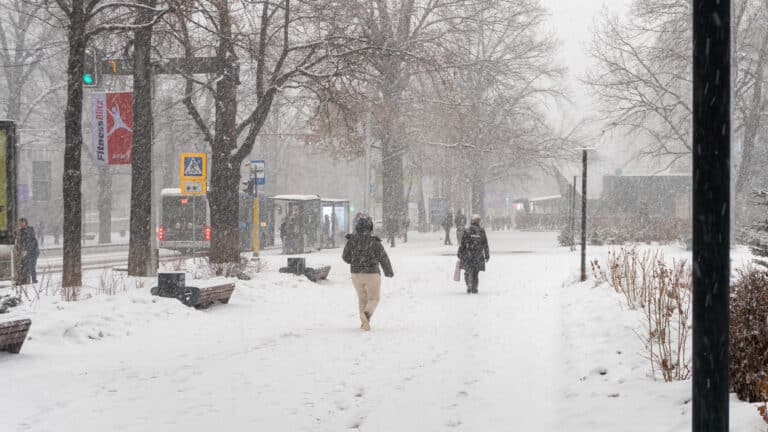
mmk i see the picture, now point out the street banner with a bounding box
[0,121,16,244]
[92,92,133,165]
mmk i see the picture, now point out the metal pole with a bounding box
[580,151,588,282]
[252,176,259,257]
[571,176,577,251]
[692,1,730,430]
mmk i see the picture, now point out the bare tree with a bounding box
[42,0,166,288]
[168,0,355,263]
[586,0,768,223]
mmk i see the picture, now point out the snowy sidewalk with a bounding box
[4,231,761,431]
[0,231,571,431]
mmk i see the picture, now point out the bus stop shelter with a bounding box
[268,195,322,254]
[321,199,350,248]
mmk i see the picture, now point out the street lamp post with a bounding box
[692,1,731,430]
[576,148,594,282]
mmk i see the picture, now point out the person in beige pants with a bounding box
[342,216,394,331]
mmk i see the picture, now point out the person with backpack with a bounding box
[342,215,395,331]
[457,214,489,294]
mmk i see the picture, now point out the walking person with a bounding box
[342,216,394,331]
[442,210,454,245]
[457,214,489,294]
[17,218,40,284]
[454,209,467,244]
[400,211,410,243]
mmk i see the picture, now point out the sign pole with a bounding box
[580,150,588,282]
[252,177,259,257]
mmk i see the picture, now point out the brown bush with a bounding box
[729,268,768,403]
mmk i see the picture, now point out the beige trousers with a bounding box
[352,273,381,325]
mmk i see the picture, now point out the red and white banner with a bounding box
[92,92,133,165]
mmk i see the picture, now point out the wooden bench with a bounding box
[0,318,31,354]
[178,283,235,309]
[151,273,235,309]
[304,266,331,282]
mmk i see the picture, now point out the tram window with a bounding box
[162,195,208,229]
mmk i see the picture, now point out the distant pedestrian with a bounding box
[457,214,489,294]
[17,218,40,284]
[454,209,467,244]
[385,215,397,248]
[342,216,394,331]
[442,210,454,245]
[323,215,331,248]
[53,224,60,245]
[38,221,46,247]
[400,211,410,243]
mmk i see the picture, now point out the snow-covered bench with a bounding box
[0,318,31,354]
[151,273,235,309]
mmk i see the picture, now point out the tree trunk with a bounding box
[471,176,485,219]
[62,2,86,288]
[416,173,427,232]
[97,166,112,244]
[128,0,156,276]
[208,2,240,265]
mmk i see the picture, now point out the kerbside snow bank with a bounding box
[0,232,763,431]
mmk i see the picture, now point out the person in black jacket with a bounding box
[17,218,40,284]
[454,209,467,244]
[457,214,489,294]
[442,210,454,245]
[342,215,394,331]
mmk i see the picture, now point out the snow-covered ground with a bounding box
[0,231,764,431]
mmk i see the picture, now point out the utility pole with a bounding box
[571,176,576,251]
[692,1,730,430]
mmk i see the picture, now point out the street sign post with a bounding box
[180,153,207,196]
[250,160,265,257]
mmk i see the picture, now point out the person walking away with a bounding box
[342,216,394,331]
[401,211,410,243]
[385,215,397,248]
[442,210,454,245]
[323,215,331,248]
[458,214,489,294]
[17,218,40,284]
[454,209,467,244]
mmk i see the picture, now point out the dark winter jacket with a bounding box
[19,227,39,259]
[442,212,454,229]
[342,232,394,276]
[458,224,489,271]
[455,213,467,230]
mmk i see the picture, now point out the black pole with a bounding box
[692,1,730,431]
[580,151,587,282]
[571,176,577,250]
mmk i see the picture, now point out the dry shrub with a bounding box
[593,247,692,382]
[97,270,129,296]
[729,267,768,403]
[591,246,655,309]
[638,257,691,382]
[193,256,250,279]
[759,379,768,424]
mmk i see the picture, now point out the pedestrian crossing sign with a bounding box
[180,153,207,180]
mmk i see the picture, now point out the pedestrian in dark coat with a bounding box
[442,211,454,245]
[454,209,467,244]
[457,214,489,294]
[342,216,394,331]
[17,218,40,284]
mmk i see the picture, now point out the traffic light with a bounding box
[242,177,256,196]
[83,50,99,87]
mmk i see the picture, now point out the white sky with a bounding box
[539,0,632,125]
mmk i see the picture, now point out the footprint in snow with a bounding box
[446,419,463,428]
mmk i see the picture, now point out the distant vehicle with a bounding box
[158,188,210,254]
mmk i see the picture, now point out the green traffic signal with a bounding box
[83,73,94,85]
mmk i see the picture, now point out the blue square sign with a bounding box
[184,157,204,177]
